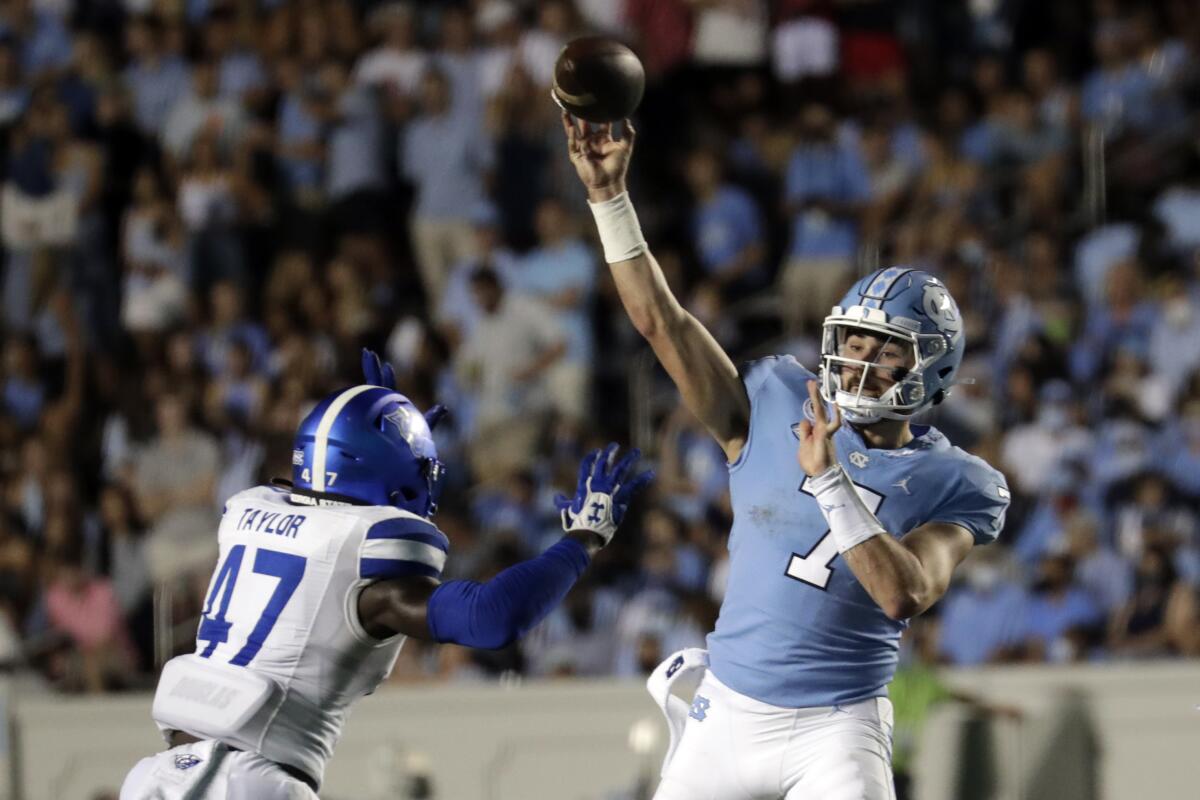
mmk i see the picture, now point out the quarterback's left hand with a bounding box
[555,444,654,546]
[796,380,842,477]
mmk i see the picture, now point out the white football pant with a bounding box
[653,671,895,800]
[120,739,319,800]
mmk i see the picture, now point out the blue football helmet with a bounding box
[819,266,965,424]
[290,385,446,516]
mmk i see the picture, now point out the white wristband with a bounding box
[807,464,886,553]
[588,191,648,264]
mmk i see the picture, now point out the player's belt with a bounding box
[167,730,319,792]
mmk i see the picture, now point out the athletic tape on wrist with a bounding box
[588,191,648,264]
[808,464,886,553]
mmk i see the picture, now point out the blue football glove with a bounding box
[554,444,654,546]
[362,348,449,431]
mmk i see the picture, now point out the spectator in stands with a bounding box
[779,102,869,331]
[402,67,494,304]
[0,0,73,79]
[43,542,137,693]
[354,2,426,102]
[177,132,244,290]
[203,6,267,108]
[684,144,767,297]
[120,166,186,345]
[131,393,219,586]
[1070,259,1158,384]
[455,268,565,482]
[1108,546,1180,658]
[436,202,516,350]
[1020,553,1104,662]
[657,401,729,523]
[1001,380,1092,499]
[1082,19,1157,137]
[196,280,269,377]
[273,58,323,209]
[937,549,1029,666]
[507,197,596,428]
[1064,511,1134,616]
[121,15,190,138]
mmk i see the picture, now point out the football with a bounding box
[552,36,645,123]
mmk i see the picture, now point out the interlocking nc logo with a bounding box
[689,696,710,721]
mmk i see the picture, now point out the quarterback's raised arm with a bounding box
[357,445,652,644]
[563,113,750,462]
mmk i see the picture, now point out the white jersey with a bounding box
[150,485,449,789]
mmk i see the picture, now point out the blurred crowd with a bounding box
[0,0,1198,693]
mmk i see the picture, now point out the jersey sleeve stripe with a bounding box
[361,538,448,571]
[364,518,449,551]
[360,557,443,581]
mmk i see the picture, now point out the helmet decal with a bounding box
[311,385,376,493]
[921,282,962,336]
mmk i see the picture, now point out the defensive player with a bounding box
[563,115,1009,799]
[119,350,652,799]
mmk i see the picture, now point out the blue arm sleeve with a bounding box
[425,538,590,649]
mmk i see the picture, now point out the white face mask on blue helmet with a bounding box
[819,267,965,424]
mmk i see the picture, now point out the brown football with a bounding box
[552,36,645,123]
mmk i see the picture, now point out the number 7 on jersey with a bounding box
[785,478,884,589]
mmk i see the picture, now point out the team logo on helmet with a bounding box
[922,283,961,336]
[383,406,418,445]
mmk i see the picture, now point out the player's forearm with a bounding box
[609,249,688,340]
[843,536,935,621]
[425,538,591,649]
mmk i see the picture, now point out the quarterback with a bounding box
[119,350,651,799]
[564,115,1009,799]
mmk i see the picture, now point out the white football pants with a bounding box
[120,739,319,800]
[653,671,896,800]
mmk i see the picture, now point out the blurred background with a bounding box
[0,0,1198,797]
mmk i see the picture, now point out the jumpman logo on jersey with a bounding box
[587,501,605,524]
[892,476,913,495]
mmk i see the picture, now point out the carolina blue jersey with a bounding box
[706,356,1009,708]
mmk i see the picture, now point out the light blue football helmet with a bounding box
[290,385,446,516]
[819,266,965,424]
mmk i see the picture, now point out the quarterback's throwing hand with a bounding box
[556,443,654,546]
[796,380,842,477]
[562,112,635,201]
